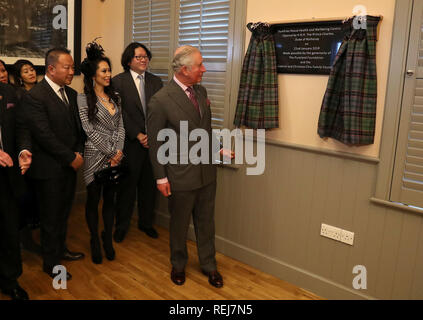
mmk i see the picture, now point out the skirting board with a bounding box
[155,210,376,300]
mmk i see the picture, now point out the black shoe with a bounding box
[113,229,126,243]
[43,267,72,281]
[202,270,224,288]
[1,285,29,300]
[90,237,102,264]
[102,231,115,261]
[138,226,159,239]
[171,268,185,286]
[62,248,85,261]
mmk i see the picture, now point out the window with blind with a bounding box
[132,0,172,82]
[390,0,423,208]
[128,0,245,129]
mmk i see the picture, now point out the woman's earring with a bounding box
[93,79,96,87]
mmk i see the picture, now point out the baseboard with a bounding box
[155,210,375,300]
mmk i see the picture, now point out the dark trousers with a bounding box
[19,176,39,228]
[168,181,217,272]
[34,169,76,271]
[0,169,22,290]
[115,143,156,233]
[86,181,116,239]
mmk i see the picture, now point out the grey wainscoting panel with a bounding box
[411,218,423,299]
[374,206,404,299]
[390,211,422,299]
[154,142,423,299]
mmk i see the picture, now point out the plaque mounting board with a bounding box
[272,20,345,75]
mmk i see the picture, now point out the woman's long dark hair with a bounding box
[80,40,120,122]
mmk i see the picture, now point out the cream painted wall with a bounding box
[70,0,125,93]
[246,0,395,158]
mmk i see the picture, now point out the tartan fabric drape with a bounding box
[234,23,279,129]
[317,15,381,145]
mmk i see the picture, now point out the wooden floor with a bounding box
[1,201,322,300]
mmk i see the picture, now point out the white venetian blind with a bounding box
[178,0,231,128]
[132,0,171,82]
[391,3,423,208]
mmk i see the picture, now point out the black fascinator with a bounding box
[80,37,105,77]
[86,37,105,60]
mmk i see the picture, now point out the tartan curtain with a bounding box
[234,23,279,129]
[317,15,381,145]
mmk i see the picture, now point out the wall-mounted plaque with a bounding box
[272,20,345,75]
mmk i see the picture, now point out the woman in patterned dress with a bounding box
[78,41,125,264]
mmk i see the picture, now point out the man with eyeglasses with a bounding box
[113,43,163,243]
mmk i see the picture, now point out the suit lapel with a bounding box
[145,71,156,102]
[40,79,69,111]
[40,79,74,129]
[65,86,80,130]
[194,86,209,128]
[168,80,201,126]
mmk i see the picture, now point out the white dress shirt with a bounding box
[44,75,69,103]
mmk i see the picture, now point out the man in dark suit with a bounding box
[147,46,224,288]
[113,42,163,242]
[0,82,30,300]
[22,48,85,280]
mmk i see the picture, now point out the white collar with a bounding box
[44,74,65,93]
[173,75,189,92]
[130,69,145,81]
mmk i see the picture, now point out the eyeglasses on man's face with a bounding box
[134,55,149,61]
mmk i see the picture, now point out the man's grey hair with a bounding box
[172,45,200,73]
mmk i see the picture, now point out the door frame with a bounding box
[374,0,415,201]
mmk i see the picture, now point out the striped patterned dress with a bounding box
[77,93,125,185]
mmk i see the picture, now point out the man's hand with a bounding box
[0,150,13,168]
[19,150,32,175]
[157,182,171,197]
[70,152,84,171]
[137,133,149,148]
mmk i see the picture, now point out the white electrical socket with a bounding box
[321,223,354,246]
[320,223,342,241]
[340,230,354,245]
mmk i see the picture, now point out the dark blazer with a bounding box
[0,83,28,197]
[21,78,84,179]
[147,80,217,192]
[112,71,163,141]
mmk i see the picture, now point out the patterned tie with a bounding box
[59,87,69,106]
[138,74,147,119]
[186,87,201,117]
